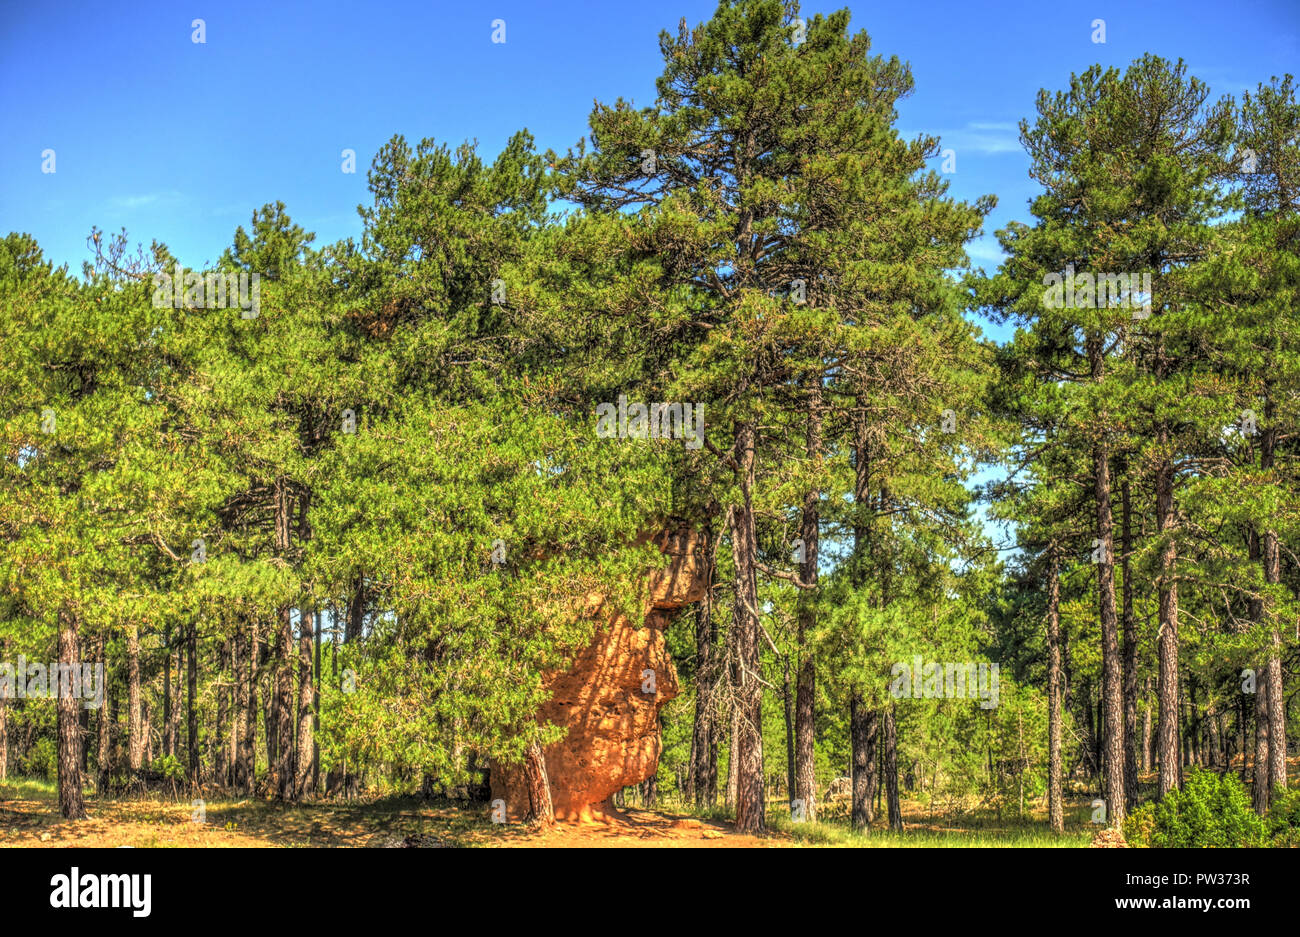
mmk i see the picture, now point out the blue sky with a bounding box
[2,0,1296,338]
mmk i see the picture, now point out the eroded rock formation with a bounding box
[490,529,708,822]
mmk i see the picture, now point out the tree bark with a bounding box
[794,386,820,823]
[726,636,740,812]
[781,656,795,805]
[690,527,718,809]
[1206,697,1221,768]
[346,574,365,643]
[1260,407,1287,801]
[237,618,257,795]
[1047,548,1064,834]
[883,703,902,832]
[523,739,554,826]
[0,678,6,782]
[1154,432,1181,798]
[728,423,765,834]
[1088,337,1126,825]
[57,609,87,819]
[1142,677,1154,773]
[142,699,154,764]
[126,623,143,775]
[1253,666,1271,813]
[850,692,879,830]
[1120,473,1139,803]
[640,773,658,809]
[0,637,7,781]
[95,634,110,793]
[273,476,295,801]
[295,609,315,799]
[313,611,322,794]
[1237,690,1248,781]
[186,622,199,788]
[215,640,230,786]
[162,627,174,758]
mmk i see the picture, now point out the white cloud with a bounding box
[108,191,182,210]
[941,121,1022,155]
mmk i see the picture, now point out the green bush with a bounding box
[22,737,57,782]
[151,754,186,783]
[1266,787,1300,847]
[1121,802,1157,848]
[1146,768,1265,848]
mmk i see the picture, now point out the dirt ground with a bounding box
[8,770,1210,848]
[0,791,779,848]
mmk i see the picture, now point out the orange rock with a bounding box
[491,529,708,822]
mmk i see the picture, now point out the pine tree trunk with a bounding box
[79,706,89,776]
[1237,693,1249,781]
[263,653,277,788]
[238,619,257,795]
[273,477,295,800]
[523,739,554,826]
[883,703,902,832]
[0,638,7,781]
[1088,339,1126,825]
[1155,438,1181,797]
[313,613,321,793]
[162,627,174,758]
[142,699,154,764]
[726,647,740,812]
[690,528,718,809]
[1047,548,1064,834]
[215,640,229,786]
[1260,410,1287,801]
[95,634,110,793]
[346,574,365,643]
[57,609,87,819]
[729,424,766,835]
[850,692,879,830]
[126,623,143,774]
[1142,677,1154,772]
[849,416,882,830]
[231,631,244,790]
[1266,649,1285,800]
[186,623,198,788]
[640,773,658,809]
[1120,475,1139,804]
[294,609,315,799]
[781,657,794,806]
[1253,670,1270,813]
[794,388,820,823]
[1206,698,1222,768]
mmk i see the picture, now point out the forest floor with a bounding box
[0,777,1100,847]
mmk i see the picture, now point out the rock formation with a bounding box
[490,528,708,822]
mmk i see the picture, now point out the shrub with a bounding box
[22,737,57,782]
[1266,787,1300,847]
[1147,768,1265,848]
[151,754,186,783]
[1121,802,1157,848]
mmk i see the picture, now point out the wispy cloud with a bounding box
[107,191,183,210]
[938,121,1023,156]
